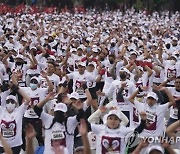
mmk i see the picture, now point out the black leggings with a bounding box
[0,145,21,154]
[22,117,44,150]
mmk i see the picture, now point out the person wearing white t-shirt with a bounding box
[164,76,180,126]
[88,109,147,154]
[39,61,60,91]
[34,92,85,154]
[162,55,180,86]
[66,62,95,100]
[21,74,53,151]
[128,87,175,138]
[97,68,136,127]
[0,85,30,154]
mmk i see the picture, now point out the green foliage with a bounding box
[133,0,144,10]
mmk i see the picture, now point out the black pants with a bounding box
[22,117,44,150]
[0,145,21,154]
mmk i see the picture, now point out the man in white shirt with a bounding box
[128,87,175,137]
[66,62,95,101]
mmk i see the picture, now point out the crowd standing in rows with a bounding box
[0,6,179,154]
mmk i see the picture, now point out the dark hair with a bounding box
[109,54,116,58]
[176,76,180,79]
[47,61,56,67]
[45,117,74,136]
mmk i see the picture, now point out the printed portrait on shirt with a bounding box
[0,120,17,138]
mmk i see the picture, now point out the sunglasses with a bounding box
[6,99,16,104]
[30,79,38,84]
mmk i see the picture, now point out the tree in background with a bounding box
[0,0,179,12]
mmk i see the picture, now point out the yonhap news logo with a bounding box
[125,131,140,148]
[125,131,180,148]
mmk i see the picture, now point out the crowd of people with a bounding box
[0,6,179,154]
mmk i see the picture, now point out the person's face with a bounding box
[99,52,105,61]
[63,33,68,39]
[62,95,69,104]
[47,63,55,73]
[77,49,83,56]
[6,99,16,113]
[74,41,80,48]
[15,58,23,63]
[48,36,54,42]
[71,98,81,110]
[172,40,177,46]
[87,65,94,72]
[108,56,115,64]
[9,37,14,43]
[130,54,137,61]
[21,40,27,46]
[107,115,120,129]
[147,97,157,107]
[78,65,85,74]
[175,78,180,91]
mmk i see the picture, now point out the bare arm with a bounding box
[144,65,153,78]
[161,87,175,108]
[78,119,91,154]
[40,71,54,92]
[0,133,12,154]
[128,88,139,104]
[37,92,54,108]
[25,124,36,154]
[166,120,180,139]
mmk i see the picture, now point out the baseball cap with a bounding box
[16,54,24,60]
[119,67,131,74]
[54,103,67,112]
[103,109,121,125]
[78,62,86,67]
[70,48,77,52]
[88,62,95,67]
[147,92,158,101]
[30,76,40,84]
[110,38,116,43]
[6,95,17,102]
[30,46,37,50]
[48,55,56,61]
[77,45,84,50]
[170,54,178,61]
[92,47,99,53]
[146,144,164,154]
[69,92,80,100]
[21,37,28,42]
[130,51,138,56]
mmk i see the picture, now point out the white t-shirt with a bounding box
[67,71,95,98]
[22,87,48,118]
[9,63,29,87]
[0,104,28,147]
[167,87,180,119]
[39,74,60,91]
[40,112,78,154]
[103,61,123,92]
[134,101,169,137]
[164,61,180,85]
[153,66,165,84]
[91,124,134,154]
[105,79,136,104]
